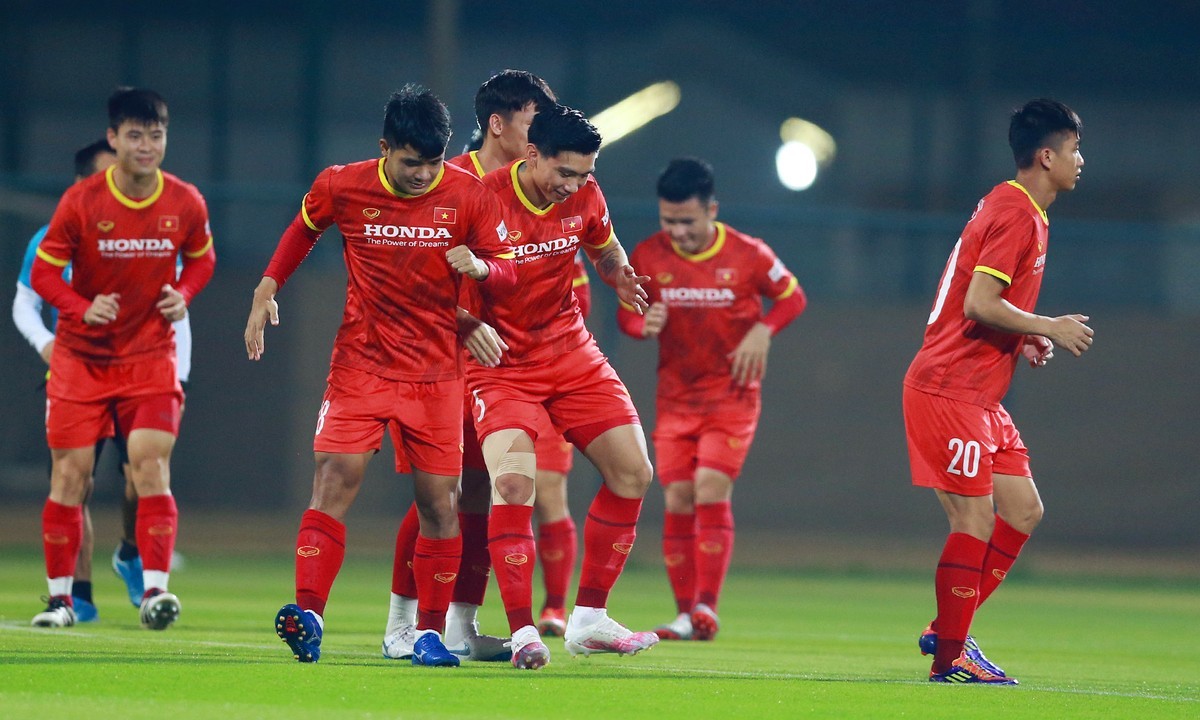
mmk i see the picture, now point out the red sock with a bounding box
[42,499,83,584]
[390,503,420,597]
[452,512,491,606]
[488,504,535,632]
[414,533,462,632]
[295,509,345,617]
[135,494,177,574]
[575,484,642,609]
[695,501,734,610]
[977,515,1030,607]
[537,517,577,610]
[662,511,696,614]
[932,532,987,672]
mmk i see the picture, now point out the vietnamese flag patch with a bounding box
[158,216,179,232]
[561,215,583,233]
[434,207,457,224]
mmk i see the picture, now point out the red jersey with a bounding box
[36,166,213,362]
[905,181,1050,410]
[625,222,799,411]
[283,158,513,382]
[447,150,487,177]
[478,160,611,363]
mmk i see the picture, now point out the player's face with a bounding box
[381,142,444,197]
[658,196,718,253]
[107,121,166,180]
[1048,132,1084,192]
[528,148,596,205]
[494,102,538,163]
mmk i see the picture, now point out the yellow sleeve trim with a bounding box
[583,228,616,250]
[572,274,590,288]
[184,236,214,259]
[300,196,322,232]
[772,275,799,300]
[36,247,70,268]
[974,265,1012,285]
[494,251,516,260]
[617,298,637,311]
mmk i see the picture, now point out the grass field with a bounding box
[1,547,1197,719]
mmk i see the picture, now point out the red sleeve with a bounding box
[573,277,592,319]
[468,187,517,294]
[478,255,516,293]
[975,208,1036,284]
[761,284,806,335]
[175,246,215,303]
[263,214,321,289]
[617,301,646,338]
[30,256,91,321]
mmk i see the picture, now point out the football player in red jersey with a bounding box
[383,70,590,661]
[468,103,658,669]
[244,85,516,666]
[618,157,807,642]
[903,99,1092,684]
[30,88,216,632]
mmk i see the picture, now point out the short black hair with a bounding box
[382,84,452,159]
[1009,99,1081,169]
[74,138,115,178]
[474,69,556,131]
[527,103,601,158]
[107,87,168,130]
[657,157,716,204]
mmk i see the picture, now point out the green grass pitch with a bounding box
[1,548,1196,719]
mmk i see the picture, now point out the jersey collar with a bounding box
[377,158,445,198]
[1006,180,1049,225]
[512,161,553,216]
[106,165,164,210]
[670,222,726,261]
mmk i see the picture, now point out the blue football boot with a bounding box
[411,630,461,667]
[276,603,323,663]
[72,595,99,623]
[112,544,145,608]
[920,623,1007,677]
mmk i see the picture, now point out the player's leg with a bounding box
[33,444,95,627]
[72,464,98,622]
[533,428,575,638]
[658,479,696,640]
[382,502,420,658]
[564,422,659,657]
[691,467,735,641]
[976,414,1041,609]
[444,464,511,661]
[405,467,463,667]
[125,423,182,630]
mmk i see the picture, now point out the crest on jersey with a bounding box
[158,216,179,232]
[561,215,583,233]
[716,268,738,285]
[656,272,673,285]
[434,206,457,224]
[363,207,381,219]
[97,221,115,232]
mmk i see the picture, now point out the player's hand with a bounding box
[616,265,651,314]
[83,293,121,326]
[642,302,668,337]
[245,277,280,361]
[446,246,489,280]
[462,318,509,367]
[1044,314,1093,357]
[729,322,772,386]
[39,339,54,365]
[156,284,188,322]
[1022,334,1054,367]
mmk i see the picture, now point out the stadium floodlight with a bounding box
[776,117,836,191]
[591,81,681,146]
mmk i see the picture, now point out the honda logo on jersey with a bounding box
[363,224,452,239]
[512,235,581,260]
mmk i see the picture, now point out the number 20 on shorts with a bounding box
[946,437,981,477]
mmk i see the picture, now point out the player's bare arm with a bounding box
[244,277,280,361]
[963,271,1093,356]
[83,293,121,326]
[642,302,668,337]
[446,245,490,280]
[729,322,772,386]
[456,306,508,367]
[589,239,650,313]
[156,284,188,323]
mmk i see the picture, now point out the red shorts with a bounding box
[468,340,640,451]
[462,386,486,472]
[314,364,463,476]
[45,349,182,448]
[652,400,760,483]
[902,384,1031,497]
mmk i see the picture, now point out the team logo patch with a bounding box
[727,436,743,449]
[363,207,381,219]
[716,268,738,285]
[699,541,724,554]
[434,206,457,224]
[148,524,175,536]
[434,572,457,584]
[993,569,1007,581]
[656,272,674,285]
[97,221,115,232]
[508,231,523,242]
[297,546,320,558]
[158,215,179,232]
[951,586,977,599]
[561,215,583,233]
[612,542,633,555]
[505,553,529,565]
[664,553,686,567]
[43,533,69,545]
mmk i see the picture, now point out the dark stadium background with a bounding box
[1,1,1196,570]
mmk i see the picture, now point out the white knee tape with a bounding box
[481,428,537,481]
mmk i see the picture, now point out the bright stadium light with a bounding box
[776,117,836,191]
[591,81,681,146]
